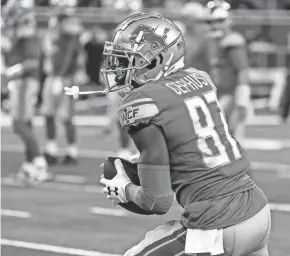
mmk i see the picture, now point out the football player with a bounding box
[41,11,83,165]
[207,1,252,143]
[96,13,270,256]
[279,67,290,123]
[181,2,215,74]
[3,6,49,183]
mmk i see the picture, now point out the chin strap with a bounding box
[64,86,108,100]
[163,56,185,77]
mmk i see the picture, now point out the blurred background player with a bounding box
[1,17,11,113]
[279,62,290,123]
[41,10,83,165]
[207,0,252,143]
[2,3,49,183]
[181,2,214,74]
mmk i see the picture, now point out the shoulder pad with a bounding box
[220,32,246,49]
[118,92,159,129]
[184,68,216,90]
[184,67,199,74]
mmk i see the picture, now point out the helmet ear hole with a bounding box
[146,54,164,70]
[158,54,164,64]
[146,58,157,70]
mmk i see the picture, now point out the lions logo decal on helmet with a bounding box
[129,25,170,51]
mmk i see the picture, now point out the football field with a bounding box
[1,115,290,256]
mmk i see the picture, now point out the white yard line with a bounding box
[0,115,110,127]
[1,209,31,218]
[54,175,86,184]
[1,177,102,193]
[2,142,290,160]
[269,203,290,213]
[242,138,290,150]
[1,144,115,158]
[0,114,286,127]
[90,207,128,217]
[1,143,290,186]
[0,239,121,256]
[251,162,290,173]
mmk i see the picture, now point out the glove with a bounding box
[100,159,132,205]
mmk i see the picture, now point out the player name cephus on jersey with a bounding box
[165,71,211,95]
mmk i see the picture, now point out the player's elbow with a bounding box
[141,190,174,215]
[153,199,173,215]
[237,69,249,85]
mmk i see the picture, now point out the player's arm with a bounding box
[58,36,80,77]
[6,39,40,80]
[227,34,251,108]
[125,125,174,215]
[5,59,38,79]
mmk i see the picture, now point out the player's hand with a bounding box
[100,159,132,204]
[64,86,80,100]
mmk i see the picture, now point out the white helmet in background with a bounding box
[181,2,210,22]
[207,0,232,38]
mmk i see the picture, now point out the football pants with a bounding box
[124,204,270,256]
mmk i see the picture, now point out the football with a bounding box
[103,157,154,215]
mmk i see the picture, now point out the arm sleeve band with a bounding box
[6,63,24,78]
[125,164,174,215]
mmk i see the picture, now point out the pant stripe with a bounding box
[174,250,185,256]
[136,227,186,256]
[144,231,186,256]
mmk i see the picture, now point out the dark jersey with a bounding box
[7,35,40,78]
[212,31,248,96]
[118,68,267,229]
[185,33,215,74]
[51,32,80,77]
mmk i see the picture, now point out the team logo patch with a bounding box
[119,106,140,125]
[129,24,170,51]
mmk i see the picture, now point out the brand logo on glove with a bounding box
[107,186,119,196]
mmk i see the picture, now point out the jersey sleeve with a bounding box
[228,45,249,72]
[221,32,248,72]
[220,32,246,50]
[118,90,159,133]
[59,35,80,76]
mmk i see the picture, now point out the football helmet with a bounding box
[101,13,185,93]
[207,0,231,38]
[181,2,210,22]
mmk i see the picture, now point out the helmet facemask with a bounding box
[101,13,185,94]
[101,40,162,93]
